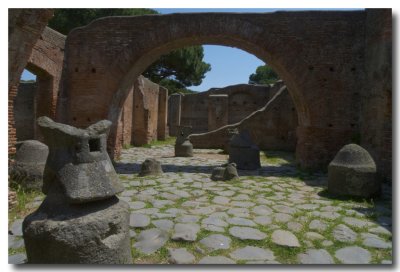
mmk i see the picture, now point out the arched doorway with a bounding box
[60,11,365,170]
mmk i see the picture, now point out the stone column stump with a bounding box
[10,140,49,190]
[22,117,132,264]
[228,129,261,170]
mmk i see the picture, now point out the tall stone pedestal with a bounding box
[22,117,131,264]
[228,129,260,170]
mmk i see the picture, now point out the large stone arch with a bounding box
[60,11,367,170]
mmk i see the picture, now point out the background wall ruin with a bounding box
[190,81,298,152]
[175,84,292,135]
[119,76,169,152]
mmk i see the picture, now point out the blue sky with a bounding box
[21,8,362,92]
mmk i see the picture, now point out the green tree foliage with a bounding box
[48,9,211,95]
[143,46,211,95]
[248,64,279,85]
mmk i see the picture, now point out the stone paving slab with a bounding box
[9,145,392,265]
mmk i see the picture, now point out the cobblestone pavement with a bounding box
[8,145,392,264]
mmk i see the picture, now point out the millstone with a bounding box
[23,196,132,264]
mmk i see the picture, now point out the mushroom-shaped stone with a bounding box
[10,140,49,190]
[175,126,193,157]
[37,116,123,203]
[228,129,260,170]
[328,144,379,198]
[139,158,163,176]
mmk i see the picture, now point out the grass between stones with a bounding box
[8,181,44,226]
[9,142,392,265]
[141,137,176,148]
[8,247,26,257]
[124,146,392,264]
[260,150,295,166]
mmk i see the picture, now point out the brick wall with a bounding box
[8,9,54,155]
[178,84,280,134]
[58,10,391,176]
[190,81,298,151]
[121,85,134,146]
[131,76,160,146]
[361,9,392,181]
[28,27,65,120]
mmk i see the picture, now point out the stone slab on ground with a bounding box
[230,246,275,261]
[133,228,168,254]
[168,248,195,264]
[172,223,200,241]
[229,226,266,240]
[130,213,151,228]
[271,230,300,247]
[200,234,231,251]
[8,253,27,264]
[335,246,371,264]
[298,249,334,264]
[198,256,236,264]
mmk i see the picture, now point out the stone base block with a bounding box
[175,142,193,157]
[23,196,132,264]
[229,147,260,170]
[328,165,380,198]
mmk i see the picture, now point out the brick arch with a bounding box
[10,26,65,143]
[61,11,366,169]
[107,38,308,157]
[27,27,65,120]
[13,27,66,141]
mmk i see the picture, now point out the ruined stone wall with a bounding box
[190,81,298,151]
[14,83,37,141]
[360,9,392,181]
[8,9,54,155]
[116,76,168,154]
[180,93,208,133]
[131,76,160,146]
[179,84,278,134]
